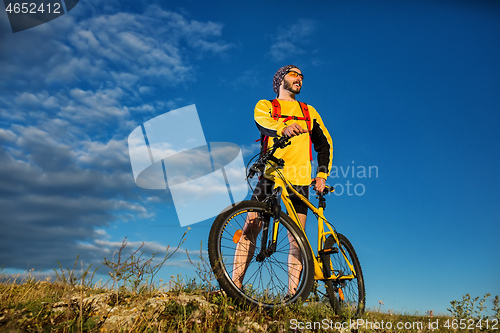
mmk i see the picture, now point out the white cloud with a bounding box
[62,88,129,122]
[0,129,16,142]
[269,19,316,62]
[0,121,147,270]
[240,142,261,158]
[76,138,129,169]
[1,3,233,127]
[0,3,233,272]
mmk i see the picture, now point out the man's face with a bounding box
[282,68,303,94]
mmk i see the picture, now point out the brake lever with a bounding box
[247,159,264,179]
[311,180,335,196]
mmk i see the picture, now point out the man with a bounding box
[232,65,334,294]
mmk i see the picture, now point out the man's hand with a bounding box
[283,123,308,137]
[312,177,326,193]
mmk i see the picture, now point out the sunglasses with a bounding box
[287,70,304,79]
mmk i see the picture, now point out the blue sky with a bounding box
[1,0,499,315]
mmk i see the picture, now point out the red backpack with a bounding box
[259,99,313,161]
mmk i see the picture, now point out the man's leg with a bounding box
[232,178,271,289]
[232,212,262,289]
[287,213,307,294]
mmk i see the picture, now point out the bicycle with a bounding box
[208,136,365,316]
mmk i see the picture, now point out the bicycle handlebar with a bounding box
[247,136,291,179]
[272,135,292,149]
[248,136,335,197]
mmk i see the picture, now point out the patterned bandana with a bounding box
[273,65,299,95]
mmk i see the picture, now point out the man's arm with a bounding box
[255,100,308,137]
[255,100,283,137]
[310,110,334,189]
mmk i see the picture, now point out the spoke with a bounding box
[211,202,312,307]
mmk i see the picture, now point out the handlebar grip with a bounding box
[311,180,335,196]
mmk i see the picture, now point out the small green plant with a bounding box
[491,294,500,321]
[53,255,98,288]
[103,228,189,297]
[448,293,500,320]
[186,240,218,295]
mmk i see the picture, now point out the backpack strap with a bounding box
[261,99,313,161]
[259,99,281,155]
[271,99,281,120]
[297,101,313,161]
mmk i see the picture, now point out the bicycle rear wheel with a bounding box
[208,201,314,308]
[324,233,365,316]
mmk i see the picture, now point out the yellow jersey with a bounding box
[254,99,333,186]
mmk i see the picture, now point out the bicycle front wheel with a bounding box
[208,201,314,308]
[324,233,365,316]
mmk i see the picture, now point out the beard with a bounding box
[283,79,301,94]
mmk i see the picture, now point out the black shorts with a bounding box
[251,177,309,215]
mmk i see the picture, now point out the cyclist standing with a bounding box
[233,65,334,293]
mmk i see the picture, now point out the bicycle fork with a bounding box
[255,186,282,262]
[319,232,354,299]
[318,229,340,280]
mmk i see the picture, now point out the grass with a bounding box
[1,275,499,332]
[1,236,498,332]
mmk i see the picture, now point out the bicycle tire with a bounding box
[324,233,365,316]
[208,200,314,308]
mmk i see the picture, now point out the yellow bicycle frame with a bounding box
[271,177,357,282]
